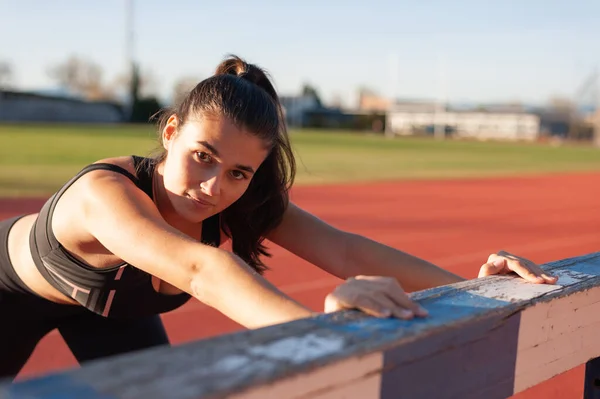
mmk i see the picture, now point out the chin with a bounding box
[166,198,201,223]
[182,208,211,223]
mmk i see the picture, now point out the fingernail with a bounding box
[492,259,504,267]
[416,306,429,316]
[381,309,392,317]
[399,309,414,319]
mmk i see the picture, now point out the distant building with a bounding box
[358,91,392,113]
[0,90,125,123]
[584,108,600,127]
[591,109,600,146]
[386,101,540,141]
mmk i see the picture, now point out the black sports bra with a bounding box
[28,156,221,318]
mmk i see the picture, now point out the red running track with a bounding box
[2,172,600,398]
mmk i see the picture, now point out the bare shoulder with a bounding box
[93,156,138,175]
[61,155,145,206]
[51,156,155,252]
[63,155,154,215]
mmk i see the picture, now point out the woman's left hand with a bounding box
[478,250,558,284]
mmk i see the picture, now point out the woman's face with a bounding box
[160,113,270,224]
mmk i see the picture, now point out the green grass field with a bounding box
[1,123,600,197]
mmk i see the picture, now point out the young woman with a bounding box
[0,55,557,379]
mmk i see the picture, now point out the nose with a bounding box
[200,174,221,197]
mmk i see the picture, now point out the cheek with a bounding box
[219,182,251,209]
[163,157,195,192]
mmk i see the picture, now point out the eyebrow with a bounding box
[197,141,256,174]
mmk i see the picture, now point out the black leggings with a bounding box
[0,217,170,380]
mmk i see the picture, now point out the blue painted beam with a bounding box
[1,252,599,399]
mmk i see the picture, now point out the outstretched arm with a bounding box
[268,203,556,293]
[339,233,465,291]
[268,203,462,292]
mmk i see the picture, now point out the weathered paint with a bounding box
[2,252,600,399]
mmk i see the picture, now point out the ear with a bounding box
[162,114,179,150]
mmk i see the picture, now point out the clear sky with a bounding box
[1,0,599,107]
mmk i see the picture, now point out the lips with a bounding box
[187,194,216,207]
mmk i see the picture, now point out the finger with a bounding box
[478,259,508,277]
[496,250,513,258]
[492,251,522,265]
[356,276,429,317]
[329,290,415,320]
[528,264,559,284]
[508,256,559,284]
[522,261,558,284]
[324,293,345,313]
[504,258,558,284]
[381,283,429,317]
[541,272,559,284]
[367,295,416,320]
[325,291,391,318]
[489,251,512,263]
[351,296,411,319]
[352,275,388,282]
[488,252,558,284]
[505,260,545,284]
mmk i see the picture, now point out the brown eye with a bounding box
[196,151,212,163]
[230,170,246,180]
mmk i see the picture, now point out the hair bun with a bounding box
[214,54,278,101]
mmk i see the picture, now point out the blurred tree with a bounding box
[129,96,162,123]
[548,96,577,117]
[301,83,323,107]
[130,63,141,109]
[47,55,111,100]
[47,55,159,104]
[548,96,592,140]
[125,63,162,123]
[112,64,159,100]
[47,56,162,122]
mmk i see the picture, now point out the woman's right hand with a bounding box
[324,276,429,320]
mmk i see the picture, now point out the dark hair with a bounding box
[152,55,295,274]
